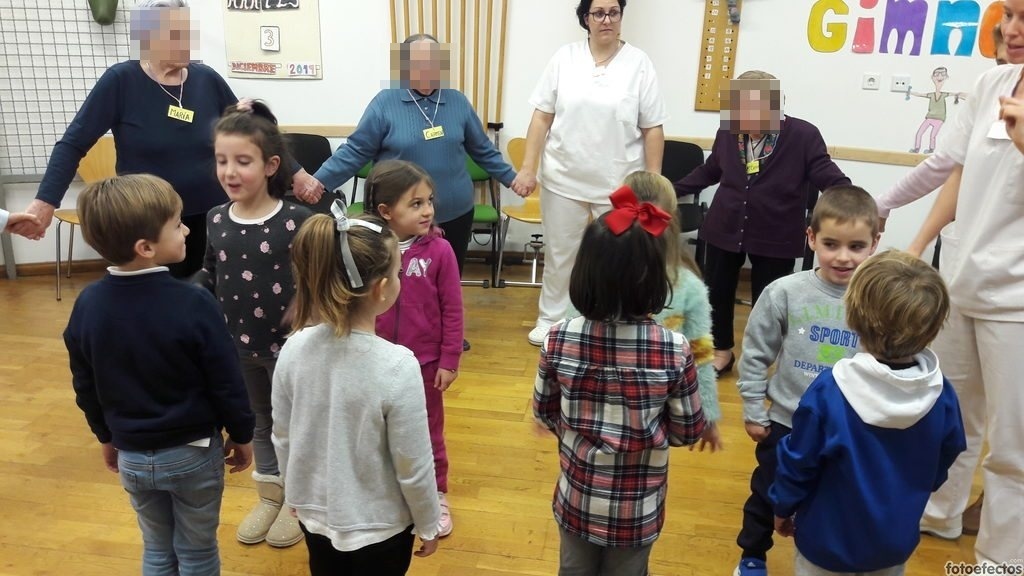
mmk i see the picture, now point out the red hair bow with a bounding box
[605,186,672,237]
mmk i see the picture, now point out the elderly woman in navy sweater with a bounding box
[17,0,317,277]
[298,34,523,277]
[675,71,850,375]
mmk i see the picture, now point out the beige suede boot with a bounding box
[266,502,303,548]
[236,472,285,544]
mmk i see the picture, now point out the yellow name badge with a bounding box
[746,160,760,175]
[423,126,445,140]
[167,104,195,123]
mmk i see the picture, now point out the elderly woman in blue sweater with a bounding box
[298,34,525,278]
[16,0,318,277]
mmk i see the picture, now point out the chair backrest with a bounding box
[663,140,707,233]
[282,133,332,175]
[661,140,706,183]
[78,136,117,183]
[506,138,542,219]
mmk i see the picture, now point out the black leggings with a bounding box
[301,523,415,576]
[438,208,475,277]
[703,243,794,350]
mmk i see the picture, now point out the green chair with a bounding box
[464,156,501,288]
[347,161,373,215]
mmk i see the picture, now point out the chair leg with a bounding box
[67,224,75,278]
[55,221,62,302]
[495,215,510,288]
[489,222,498,287]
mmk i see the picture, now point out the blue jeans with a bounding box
[118,436,225,576]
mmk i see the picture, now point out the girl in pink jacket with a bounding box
[365,160,464,538]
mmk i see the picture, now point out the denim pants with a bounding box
[118,435,225,576]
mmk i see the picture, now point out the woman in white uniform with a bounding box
[907,0,1024,564]
[512,0,667,346]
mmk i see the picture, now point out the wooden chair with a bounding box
[57,136,115,301]
[495,137,543,288]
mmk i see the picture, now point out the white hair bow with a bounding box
[330,198,383,289]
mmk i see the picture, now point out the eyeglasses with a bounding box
[588,9,622,23]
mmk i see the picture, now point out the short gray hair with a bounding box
[136,0,188,8]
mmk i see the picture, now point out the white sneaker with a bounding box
[528,324,551,347]
[920,518,961,540]
[438,492,453,538]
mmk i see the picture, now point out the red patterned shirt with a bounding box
[534,316,706,548]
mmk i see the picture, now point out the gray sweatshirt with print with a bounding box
[737,270,860,428]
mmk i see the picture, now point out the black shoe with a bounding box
[463,339,471,352]
[714,352,736,377]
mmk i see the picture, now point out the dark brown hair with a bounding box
[364,159,435,215]
[289,213,397,337]
[570,212,671,321]
[77,174,182,265]
[215,100,292,199]
[575,0,627,31]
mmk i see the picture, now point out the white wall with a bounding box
[7,0,995,266]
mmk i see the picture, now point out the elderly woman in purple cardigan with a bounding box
[673,71,851,375]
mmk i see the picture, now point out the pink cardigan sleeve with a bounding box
[434,242,464,371]
[876,152,959,218]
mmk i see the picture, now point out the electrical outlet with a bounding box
[892,75,912,92]
[862,73,881,90]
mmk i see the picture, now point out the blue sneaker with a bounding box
[734,558,767,576]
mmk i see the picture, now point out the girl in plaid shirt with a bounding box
[534,185,707,576]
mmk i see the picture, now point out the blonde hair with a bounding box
[810,185,880,237]
[623,171,701,278]
[289,213,397,337]
[77,174,182,265]
[845,250,949,360]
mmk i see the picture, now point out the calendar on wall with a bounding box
[223,0,323,80]
[694,0,741,112]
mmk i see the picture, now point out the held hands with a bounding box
[101,442,119,473]
[434,368,458,392]
[775,515,796,537]
[690,422,724,453]
[415,536,439,558]
[224,439,253,473]
[3,211,41,237]
[292,170,325,205]
[510,170,537,198]
[9,200,55,240]
[999,96,1024,155]
[744,421,771,443]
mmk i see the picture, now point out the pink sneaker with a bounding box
[438,492,453,537]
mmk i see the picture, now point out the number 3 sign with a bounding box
[260,25,281,52]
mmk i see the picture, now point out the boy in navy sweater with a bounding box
[64,174,254,575]
[770,250,966,575]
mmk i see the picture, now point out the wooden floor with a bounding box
[0,263,979,575]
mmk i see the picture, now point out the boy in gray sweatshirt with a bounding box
[733,186,881,576]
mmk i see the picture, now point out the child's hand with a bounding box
[775,515,795,537]
[101,442,119,473]
[690,422,723,453]
[434,368,457,392]
[745,422,771,443]
[414,536,438,558]
[4,212,41,237]
[224,440,253,473]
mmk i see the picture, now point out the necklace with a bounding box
[591,40,623,66]
[146,61,185,108]
[408,89,441,128]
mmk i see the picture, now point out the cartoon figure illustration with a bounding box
[907,67,968,154]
